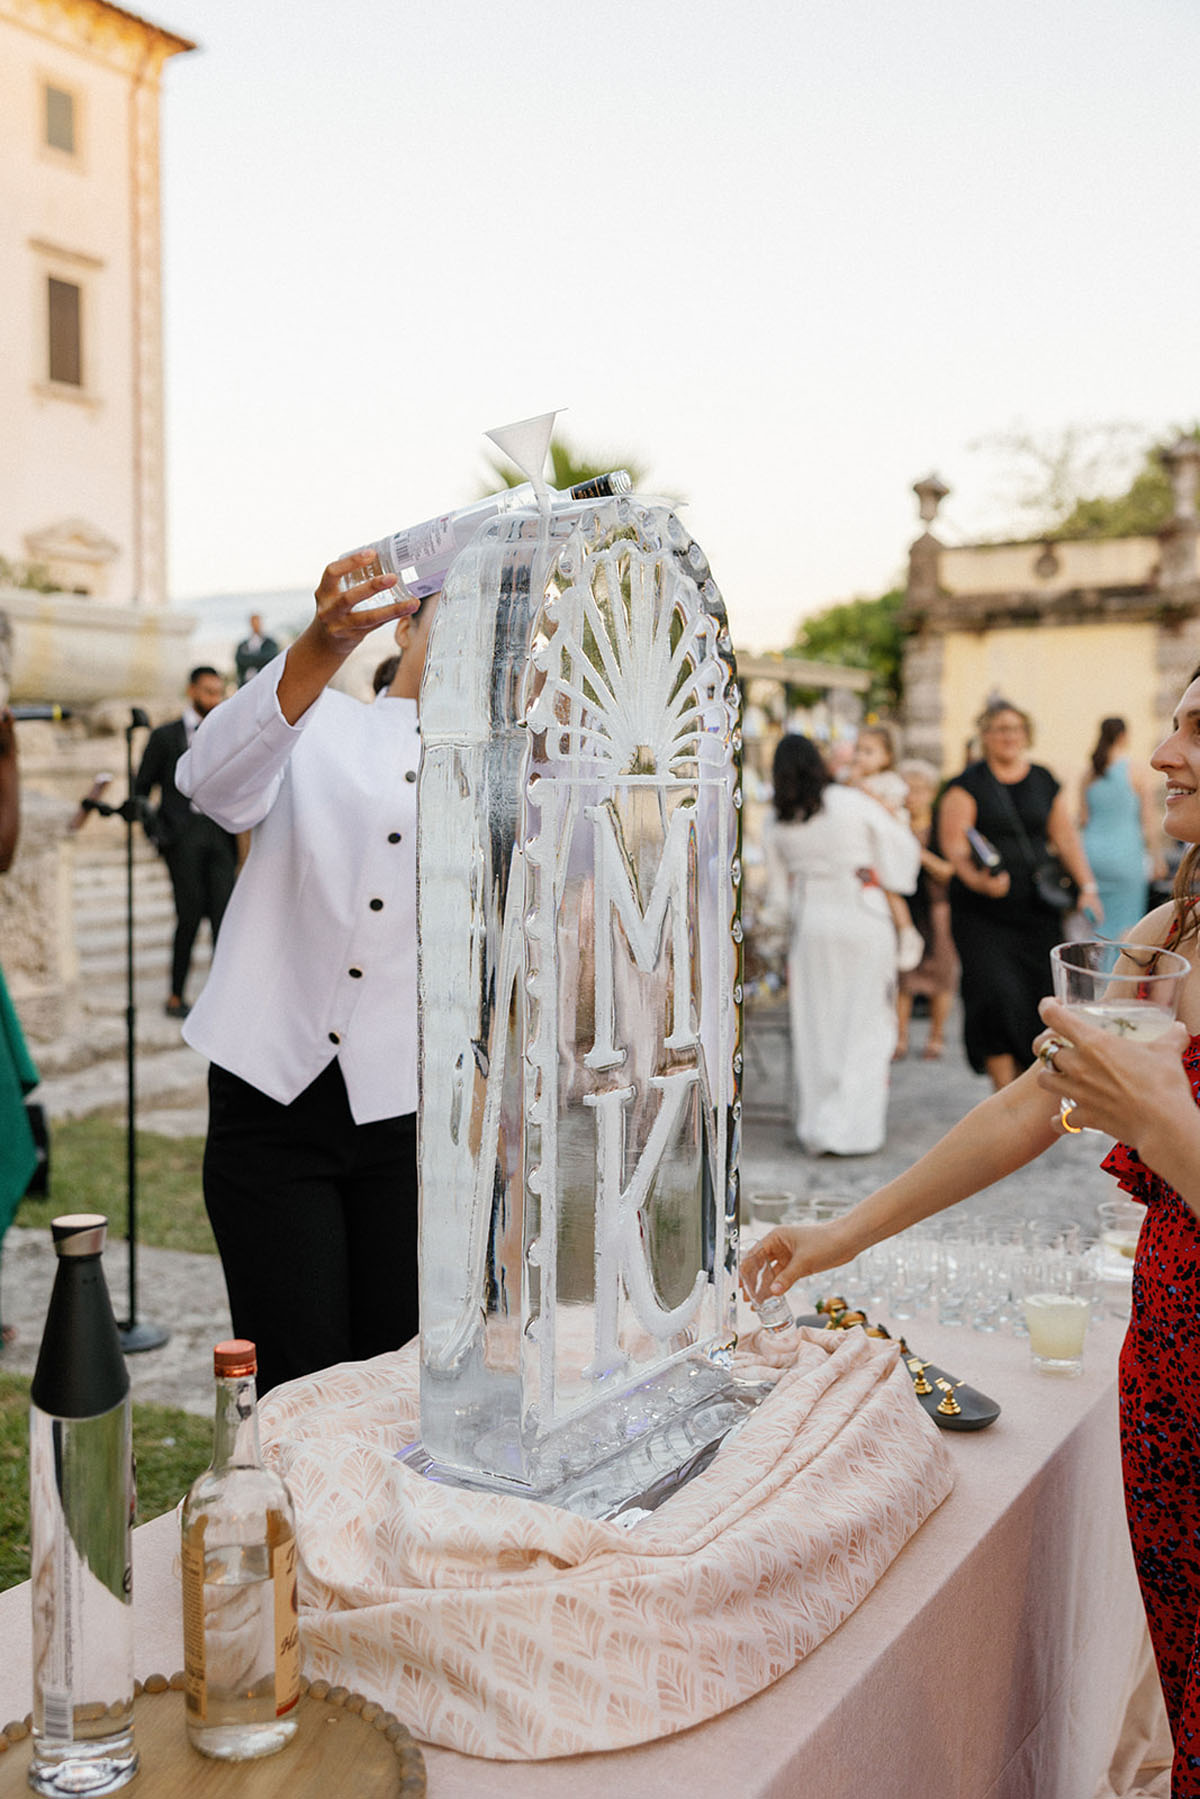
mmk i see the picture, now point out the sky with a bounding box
[157,0,1200,652]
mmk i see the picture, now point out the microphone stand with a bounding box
[80,707,169,1354]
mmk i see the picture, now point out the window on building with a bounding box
[45,85,76,154]
[48,278,82,386]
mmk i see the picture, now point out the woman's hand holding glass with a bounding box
[1039,940,1190,1132]
[739,1219,853,1302]
[1035,995,1192,1139]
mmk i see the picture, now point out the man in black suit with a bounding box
[234,613,279,686]
[134,667,238,1018]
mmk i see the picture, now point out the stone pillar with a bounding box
[900,630,947,770]
[0,790,79,1043]
[901,475,951,767]
[1159,437,1200,593]
[0,603,79,1041]
[1156,439,1200,719]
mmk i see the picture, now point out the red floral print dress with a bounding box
[1104,1030,1200,1795]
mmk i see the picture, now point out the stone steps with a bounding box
[72,839,213,998]
[28,836,214,1122]
[35,1042,209,1123]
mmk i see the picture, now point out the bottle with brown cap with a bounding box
[181,1339,300,1760]
[29,1213,138,1796]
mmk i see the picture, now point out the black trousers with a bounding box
[203,1059,418,1396]
[164,817,237,999]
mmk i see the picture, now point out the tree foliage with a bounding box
[787,587,907,714]
[0,555,58,593]
[778,421,1200,717]
[482,435,648,496]
[1049,426,1200,540]
[968,420,1200,542]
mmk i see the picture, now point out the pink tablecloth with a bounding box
[0,1312,1172,1797]
[258,1325,953,1758]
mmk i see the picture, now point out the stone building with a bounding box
[0,0,194,702]
[1,0,196,1043]
[900,440,1200,790]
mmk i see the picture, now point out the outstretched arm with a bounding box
[0,710,17,873]
[741,1063,1061,1299]
[178,554,416,831]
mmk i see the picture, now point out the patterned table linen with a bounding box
[258,1325,954,1759]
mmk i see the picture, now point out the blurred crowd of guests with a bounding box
[754,703,1167,1157]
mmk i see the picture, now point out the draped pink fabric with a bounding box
[258,1326,953,1759]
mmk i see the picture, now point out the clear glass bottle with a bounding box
[29,1213,138,1797]
[181,1340,300,1761]
[343,468,633,602]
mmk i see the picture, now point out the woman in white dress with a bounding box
[764,735,920,1155]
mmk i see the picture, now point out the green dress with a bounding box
[0,965,38,1234]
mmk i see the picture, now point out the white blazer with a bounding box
[177,651,420,1123]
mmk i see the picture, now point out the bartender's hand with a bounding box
[311,551,417,656]
[1035,996,1191,1140]
[277,553,419,725]
[740,1222,848,1301]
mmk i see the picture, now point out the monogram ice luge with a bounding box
[412,492,746,1510]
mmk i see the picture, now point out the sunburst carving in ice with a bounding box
[527,534,726,779]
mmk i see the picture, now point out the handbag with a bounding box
[1032,854,1080,914]
[986,772,1080,914]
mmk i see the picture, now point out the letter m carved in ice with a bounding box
[581,797,706,1362]
[583,797,698,1072]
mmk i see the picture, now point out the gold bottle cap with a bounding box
[214,1339,257,1377]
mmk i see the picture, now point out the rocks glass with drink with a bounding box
[1043,940,1190,1132]
[1020,1236,1096,1376]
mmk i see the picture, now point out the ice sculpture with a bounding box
[408,485,751,1516]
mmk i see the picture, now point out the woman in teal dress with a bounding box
[1081,716,1165,941]
[0,709,39,1345]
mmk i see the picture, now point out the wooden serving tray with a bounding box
[0,1674,425,1797]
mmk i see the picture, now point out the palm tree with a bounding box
[482,435,648,496]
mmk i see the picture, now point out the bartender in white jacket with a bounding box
[177,552,425,1394]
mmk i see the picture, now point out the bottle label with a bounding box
[273,1535,300,1717]
[181,1530,207,1720]
[41,1685,73,1742]
[388,514,453,570]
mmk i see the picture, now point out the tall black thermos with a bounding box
[28,1213,138,1795]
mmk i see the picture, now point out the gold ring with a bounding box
[1038,1041,1061,1073]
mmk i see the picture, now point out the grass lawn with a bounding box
[0,1370,212,1592]
[17,1117,213,1255]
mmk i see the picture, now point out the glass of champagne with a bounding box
[1046,940,1190,1132]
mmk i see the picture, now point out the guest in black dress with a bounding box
[937,700,1098,1091]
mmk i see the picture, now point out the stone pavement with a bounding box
[0,1002,1120,1416]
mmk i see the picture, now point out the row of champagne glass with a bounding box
[742,1192,1129,1334]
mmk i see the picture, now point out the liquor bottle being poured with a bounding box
[342,468,633,604]
[181,1340,300,1760]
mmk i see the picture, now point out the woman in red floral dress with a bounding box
[743,669,1200,1796]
